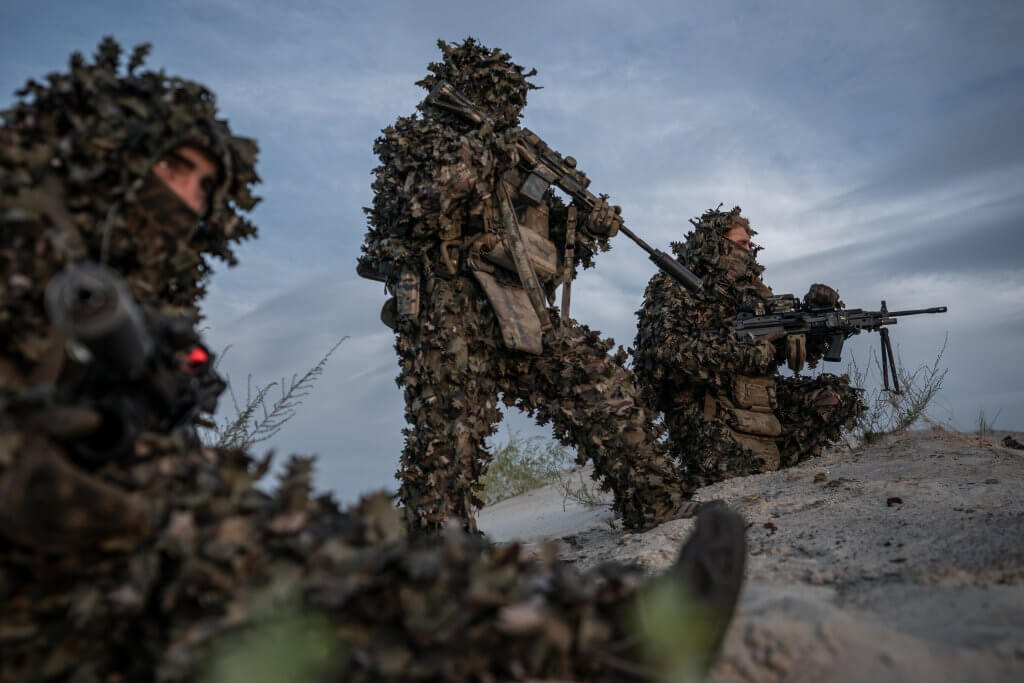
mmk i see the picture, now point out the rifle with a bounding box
[732,294,947,392]
[425,81,704,293]
[34,262,224,461]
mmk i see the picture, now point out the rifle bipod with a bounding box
[879,327,900,394]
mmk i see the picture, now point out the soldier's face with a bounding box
[152,145,219,215]
[724,224,751,252]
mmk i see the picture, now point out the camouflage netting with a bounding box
[2,444,665,682]
[633,206,865,486]
[1,37,259,388]
[775,373,866,467]
[416,37,538,130]
[360,38,695,532]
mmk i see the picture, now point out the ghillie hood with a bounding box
[1,37,259,380]
[670,205,765,294]
[416,37,538,129]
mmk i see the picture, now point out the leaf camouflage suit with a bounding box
[0,40,746,682]
[633,207,866,486]
[359,38,696,533]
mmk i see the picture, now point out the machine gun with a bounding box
[732,294,947,392]
[424,80,704,293]
[37,261,224,461]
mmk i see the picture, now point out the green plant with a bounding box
[846,334,948,444]
[633,577,717,683]
[200,583,342,683]
[478,430,573,505]
[204,337,347,450]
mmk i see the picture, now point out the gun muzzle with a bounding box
[44,263,153,380]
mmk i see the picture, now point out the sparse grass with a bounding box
[976,407,1001,445]
[847,334,948,444]
[555,467,609,511]
[204,337,347,450]
[478,430,573,505]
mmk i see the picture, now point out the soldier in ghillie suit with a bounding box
[0,40,749,682]
[633,207,865,487]
[0,37,259,550]
[359,38,696,533]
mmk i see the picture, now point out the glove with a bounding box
[749,338,778,372]
[804,283,841,309]
[584,198,622,238]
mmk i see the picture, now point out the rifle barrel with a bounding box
[890,306,947,316]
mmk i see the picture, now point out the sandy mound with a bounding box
[478,428,1024,682]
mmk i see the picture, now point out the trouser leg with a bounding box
[395,277,502,533]
[508,321,695,529]
[775,373,865,466]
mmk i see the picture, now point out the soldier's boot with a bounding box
[670,500,747,675]
[619,450,704,531]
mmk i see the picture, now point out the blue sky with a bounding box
[3,1,1022,501]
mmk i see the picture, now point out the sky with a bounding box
[3,0,1022,502]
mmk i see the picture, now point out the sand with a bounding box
[478,428,1024,682]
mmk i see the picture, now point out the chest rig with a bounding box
[465,165,567,355]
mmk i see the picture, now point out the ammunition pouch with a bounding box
[729,432,782,471]
[704,386,782,471]
[467,207,559,355]
[395,267,420,322]
[470,268,544,355]
[480,229,559,282]
[731,375,777,413]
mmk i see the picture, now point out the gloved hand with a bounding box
[804,283,842,309]
[749,338,779,372]
[584,198,622,238]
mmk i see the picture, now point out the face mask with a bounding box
[135,173,201,241]
[719,239,754,282]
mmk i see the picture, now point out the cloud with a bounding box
[3,1,1022,501]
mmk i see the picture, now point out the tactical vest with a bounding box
[465,169,560,355]
[703,375,782,471]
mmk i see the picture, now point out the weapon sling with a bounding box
[561,205,577,327]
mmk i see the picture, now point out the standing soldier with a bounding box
[633,206,865,486]
[359,38,696,533]
[0,39,748,682]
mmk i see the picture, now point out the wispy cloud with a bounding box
[3,0,1021,499]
